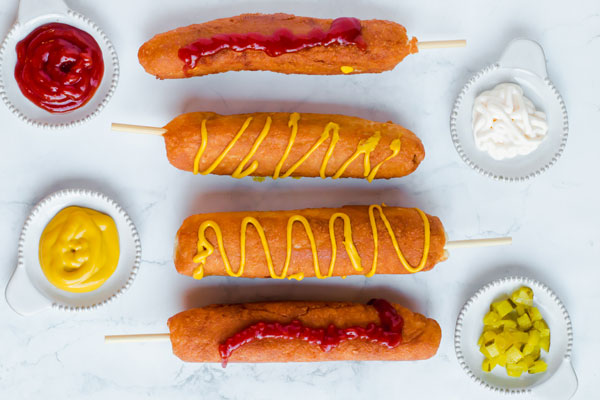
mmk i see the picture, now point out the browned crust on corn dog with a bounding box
[163,112,425,179]
[168,301,441,363]
[138,13,418,79]
[174,206,447,278]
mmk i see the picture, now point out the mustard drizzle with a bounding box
[232,117,272,178]
[273,112,300,179]
[192,113,402,181]
[366,205,430,276]
[367,138,402,181]
[191,205,431,280]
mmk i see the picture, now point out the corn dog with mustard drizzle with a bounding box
[174,205,447,280]
[113,111,425,181]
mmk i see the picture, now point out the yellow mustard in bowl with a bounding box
[39,206,120,293]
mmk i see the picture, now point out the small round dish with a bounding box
[0,0,119,129]
[450,39,568,181]
[455,276,577,398]
[5,189,141,315]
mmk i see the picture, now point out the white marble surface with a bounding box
[1,0,599,398]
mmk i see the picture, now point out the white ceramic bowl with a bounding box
[450,39,568,181]
[455,276,577,399]
[5,189,141,315]
[0,0,119,128]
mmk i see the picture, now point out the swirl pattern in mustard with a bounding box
[192,205,430,280]
[39,206,120,293]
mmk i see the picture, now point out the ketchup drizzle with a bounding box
[219,299,403,367]
[179,17,366,70]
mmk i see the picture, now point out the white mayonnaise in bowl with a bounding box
[450,39,568,181]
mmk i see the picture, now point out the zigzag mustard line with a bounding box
[192,114,402,180]
[191,206,430,279]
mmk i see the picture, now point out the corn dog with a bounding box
[163,112,424,181]
[139,13,418,79]
[168,300,441,364]
[174,205,447,280]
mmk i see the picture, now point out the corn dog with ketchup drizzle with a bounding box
[138,13,465,79]
[106,299,442,365]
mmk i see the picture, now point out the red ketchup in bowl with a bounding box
[14,23,104,113]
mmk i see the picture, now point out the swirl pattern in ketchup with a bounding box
[14,23,104,113]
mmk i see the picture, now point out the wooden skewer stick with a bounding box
[111,123,166,136]
[444,237,512,250]
[105,333,170,343]
[417,40,467,50]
